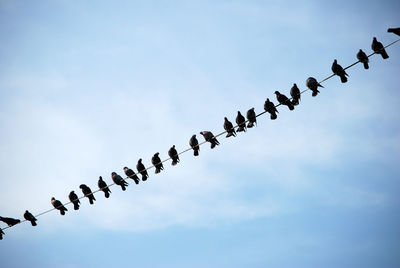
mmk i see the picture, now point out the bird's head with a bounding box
[172,145,175,148]
[123,167,128,170]
[224,117,228,120]
[111,172,116,176]
[155,152,159,156]
[138,158,142,163]
[373,37,377,41]
[79,184,84,189]
[99,176,102,179]
[51,197,55,202]
[274,91,279,95]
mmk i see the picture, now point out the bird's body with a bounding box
[168,145,180,166]
[264,98,278,120]
[0,216,21,227]
[124,167,140,184]
[51,197,68,215]
[189,135,200,156]
[200,131,220,149]
[136,159,149,181]
[24,210,37,226]
[246,108,257,128]
[223,117,236,137]
[275,91,294,110]
[305,77,323,97]
[372,37,389,59]
[356,49,369,69]
[68,191,80,210]
[111,172,128,191]
[98,176,111,198]
[235,111,246,132]
[151,153,164,174]
[331,59,348,83]
[290,83,301,106]
[80,184,96,205]
[388,27,400,36]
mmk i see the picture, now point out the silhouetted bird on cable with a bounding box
[136,159,148,181]
[151,152,164,174]
[123,167,140,184]
[357,49,369,69]
[0,216,20,227]
[388,27,400,36]
[68,191,80,210]
[0,228,4,240]
[264,98,278,120]
[80,184,96,205]
[372,37,389,59]
[189,135,200,156]
[98,176,111,198]
[306,77,323,97]
[275,91,294,110]
[223,117,236,137]
[24,210,37,226]
[236,111,246,132]
[168,145,180,166]
[51,197,67,215]
[290,83,301,106]
[200,131,220,149]
[331,59,348,83]
[246,108,257,128]
[111,172,128,191]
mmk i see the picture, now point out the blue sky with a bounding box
[0,0,400,267]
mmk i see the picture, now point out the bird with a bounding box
[305,77,324,97]
[151,152,164,174]
[388,27,400,36]
[331,59,348,83]
[23,210,37,226]
[123,167,140,184]
[235,111,246,132]
[371,37,389,59]
[0,216,21,227]
[111,172,128,191]
[275,91,294,110]
[168,145,180,166]
[223,117,236,137]
[356,49,369,69]
[68,191,80,210]
[98,176,111,198]
[136,159,149,181]
[264,98,278,120]
[80,184,96,205]
[246,108,257,128]
[51,197,68,215]
[189,135,200,156]
[290,83,301,106]
[0,228,4,240]
[200,131,220,149]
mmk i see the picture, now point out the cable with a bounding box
[1,38,399,233]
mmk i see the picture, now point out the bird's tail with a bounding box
[89,198,94,205]
[155,168,160,174]
[172,160,177,166]
[60,210,65,216]
[194,150,199,156]
[312,89,320,97]
[247,122,254,128]
[292,98,299,106]
[270,113,277,120]
[105,191,110,198]
[288,103,295,111]
[237,126,245,132]
[73,203,79,210]
[121,184,126,191]
[381,50,389,59]
[340,74,347,83]
[363,62,369,69]
[226,132,234,138]
[31,221,37,226]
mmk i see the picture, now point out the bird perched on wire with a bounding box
[189,135,200,156]
[80,184,96,205]
[223,117,236,137]
[123,167,140,184]
[168,145,180,166]
[246,108,257,128]
[68,191,80,210]
[0,216,20,227]
[51,197,68,215]
[111,172,128,191]
[0,228,4,240]
[235,111,246,132]
[24,210,37,226]
[98,176,111,198]
[275,91,294,110]
[306,77,323,97]
[200,131,220,149]
[388,27,400,36]
[151,152,164,174]
[290,83,301,106]
[372,37,389,59]
[136,159,149,181]
[331,59,348,83]
[264,98,278,120]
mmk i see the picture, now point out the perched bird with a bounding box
[290,83,301,106]
[331,59,348,83]
[68,191,80,210]
[0,228,4,240]
[306,77,324,97]
[151,152,164,174]
[111,172,128,191]
[189,135,200,156]
[200,131,220,149]
[388,27,400,36]
[0,216,20,227]
[136,159,149,181]
[23,210,37,226]
[275,91,294,110]
[168,145,180,166]
[246,108,257,128]
[123,167,140,184]
[264,98,278,120]
[98,176,111,198]
[372,37,389,59]
[80,184,96,205]
[51,197,68,215]
[223,117,236,137]
[235,111,247,132]
[356,49,369,69]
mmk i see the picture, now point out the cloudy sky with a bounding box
[0,0,399,267]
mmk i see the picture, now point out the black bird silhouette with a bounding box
[51,197,68,215]
[275,91,294,110]
[189,135,200,156]
[372,37,389,59]
[168,145,180,166]
[123,167,140,184]
[136,159,149,181]
[80,184,96,205]
[98,176,111,198]
[151,152,164,174]
[68,191,80,210]
[0,216,20,227]
[246,108,257,128]
[331,59,348,83]
[200,131,220,149]
[306,77,324,97]
[388,27,400,36]
[0,228,4,240]
[111,172,128,191]
[290,83,301,106]
[24,210,37,226]
[223,117,236,137]
[356,49,369,69]
[235,111,246,132]
[264,98,278,120]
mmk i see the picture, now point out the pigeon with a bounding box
[189,135,200,156]
[136,159,149,181]
[306,77,324,97]
[372,37,389,59]
[98,176,111,198]
[264,98,278,120]
[80,184,96,205]
[356,49,369,69]
[151,152,164,174]
[275,91,294,110]
[331,59,348,83]
[68,191,80,210]
[0,216,20,227]
[0,228,4,240]
[23,210,37,226]
[51,197,68,215]
[123,167,140,184]
[223,117,236,138]
[246,108,257,128]
[168,145,180,166]
[111,172,128,191]
[200,131,220,149]
[290,83,301,106]
[235,111,246,132]
[388,27,400,36]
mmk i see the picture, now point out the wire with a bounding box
[1,37,399,233]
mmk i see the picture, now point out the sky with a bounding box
[0,0,400,267]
